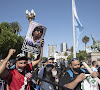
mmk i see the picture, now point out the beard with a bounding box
[73,67,80,73]
[35,35,41,40]
[16,66,25,72]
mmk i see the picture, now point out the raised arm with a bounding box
[64,73,86,89]
[0,49,16,78]
[32,39,44,67]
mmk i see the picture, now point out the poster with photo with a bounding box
[21,21,46,54]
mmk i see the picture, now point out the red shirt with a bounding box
[6,63,32,90]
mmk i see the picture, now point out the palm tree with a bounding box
[10,22,21,35]
[82,35,90,51]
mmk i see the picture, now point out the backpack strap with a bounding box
[67,70,73,80]
[67,68,86,80]
[80,68,86,73]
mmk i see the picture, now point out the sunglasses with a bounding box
[71,58,79,61]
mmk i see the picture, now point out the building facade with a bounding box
[48,44,57,57]
[61,43,67,52]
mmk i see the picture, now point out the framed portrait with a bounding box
[21,21,46,54]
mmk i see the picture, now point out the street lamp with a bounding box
[26,9,36,23]
[25,9,36,58]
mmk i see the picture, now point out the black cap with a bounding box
[16,53,28,61]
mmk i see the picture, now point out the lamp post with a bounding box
[26,9,36,57]
[26,9,36,23]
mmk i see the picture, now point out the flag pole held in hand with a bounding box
[82,62,100,85]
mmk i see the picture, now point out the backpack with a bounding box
[67,68,86,80]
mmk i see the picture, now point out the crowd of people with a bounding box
[0,39,100,90]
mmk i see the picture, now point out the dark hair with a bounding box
[16,56,28,61]
[43,64,55,82]
[92,61,97,66]
[48,57,55,61]
[32,26,43,36]
[42,58,48,63]
[60,61,65,66]
[10,59,16,64]
[80,62,83,67]
[32,64,39,81]
[58,62,67,78]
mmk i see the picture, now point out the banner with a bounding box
[81,74,99,90]
[21,21,46,54]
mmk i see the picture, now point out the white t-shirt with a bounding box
[81,74,99,90]
[25,37,41,46]
[91,67,98,72]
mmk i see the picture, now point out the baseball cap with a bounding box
[16,53,28,61]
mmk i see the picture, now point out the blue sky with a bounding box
[0,0,100,57]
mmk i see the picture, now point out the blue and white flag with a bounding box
[73,0,84,52]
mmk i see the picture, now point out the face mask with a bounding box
[52,70,57,77]
[59,66,61,68]
[16,66,25,72]
[8,64,11,68]
[73,67,80,73]
[96,65,98,68]
[56,79,59,83]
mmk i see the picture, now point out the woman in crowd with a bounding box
[40,64,56,90]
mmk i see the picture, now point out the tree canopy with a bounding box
[0,22,24,59]
[67,50,88,62]
[10,22,21,35]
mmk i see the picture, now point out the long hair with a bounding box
[58,62,67,78]
[43,64,55,82]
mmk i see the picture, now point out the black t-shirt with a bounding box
[59,69,87,90]
[98,67,100,74]
[98,67,100,79]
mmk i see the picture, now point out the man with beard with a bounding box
[59,58,99,90]
[0,39,44,90]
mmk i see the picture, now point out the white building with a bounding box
[54,51,71,61]
[48,43,71,63]
[48,44,57,57]
[61,43,67,52]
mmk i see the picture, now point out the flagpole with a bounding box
[72,0,76,58]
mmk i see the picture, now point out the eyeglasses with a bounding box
[71,58,79,61]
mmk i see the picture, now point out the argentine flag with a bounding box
[73,0,84,52]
